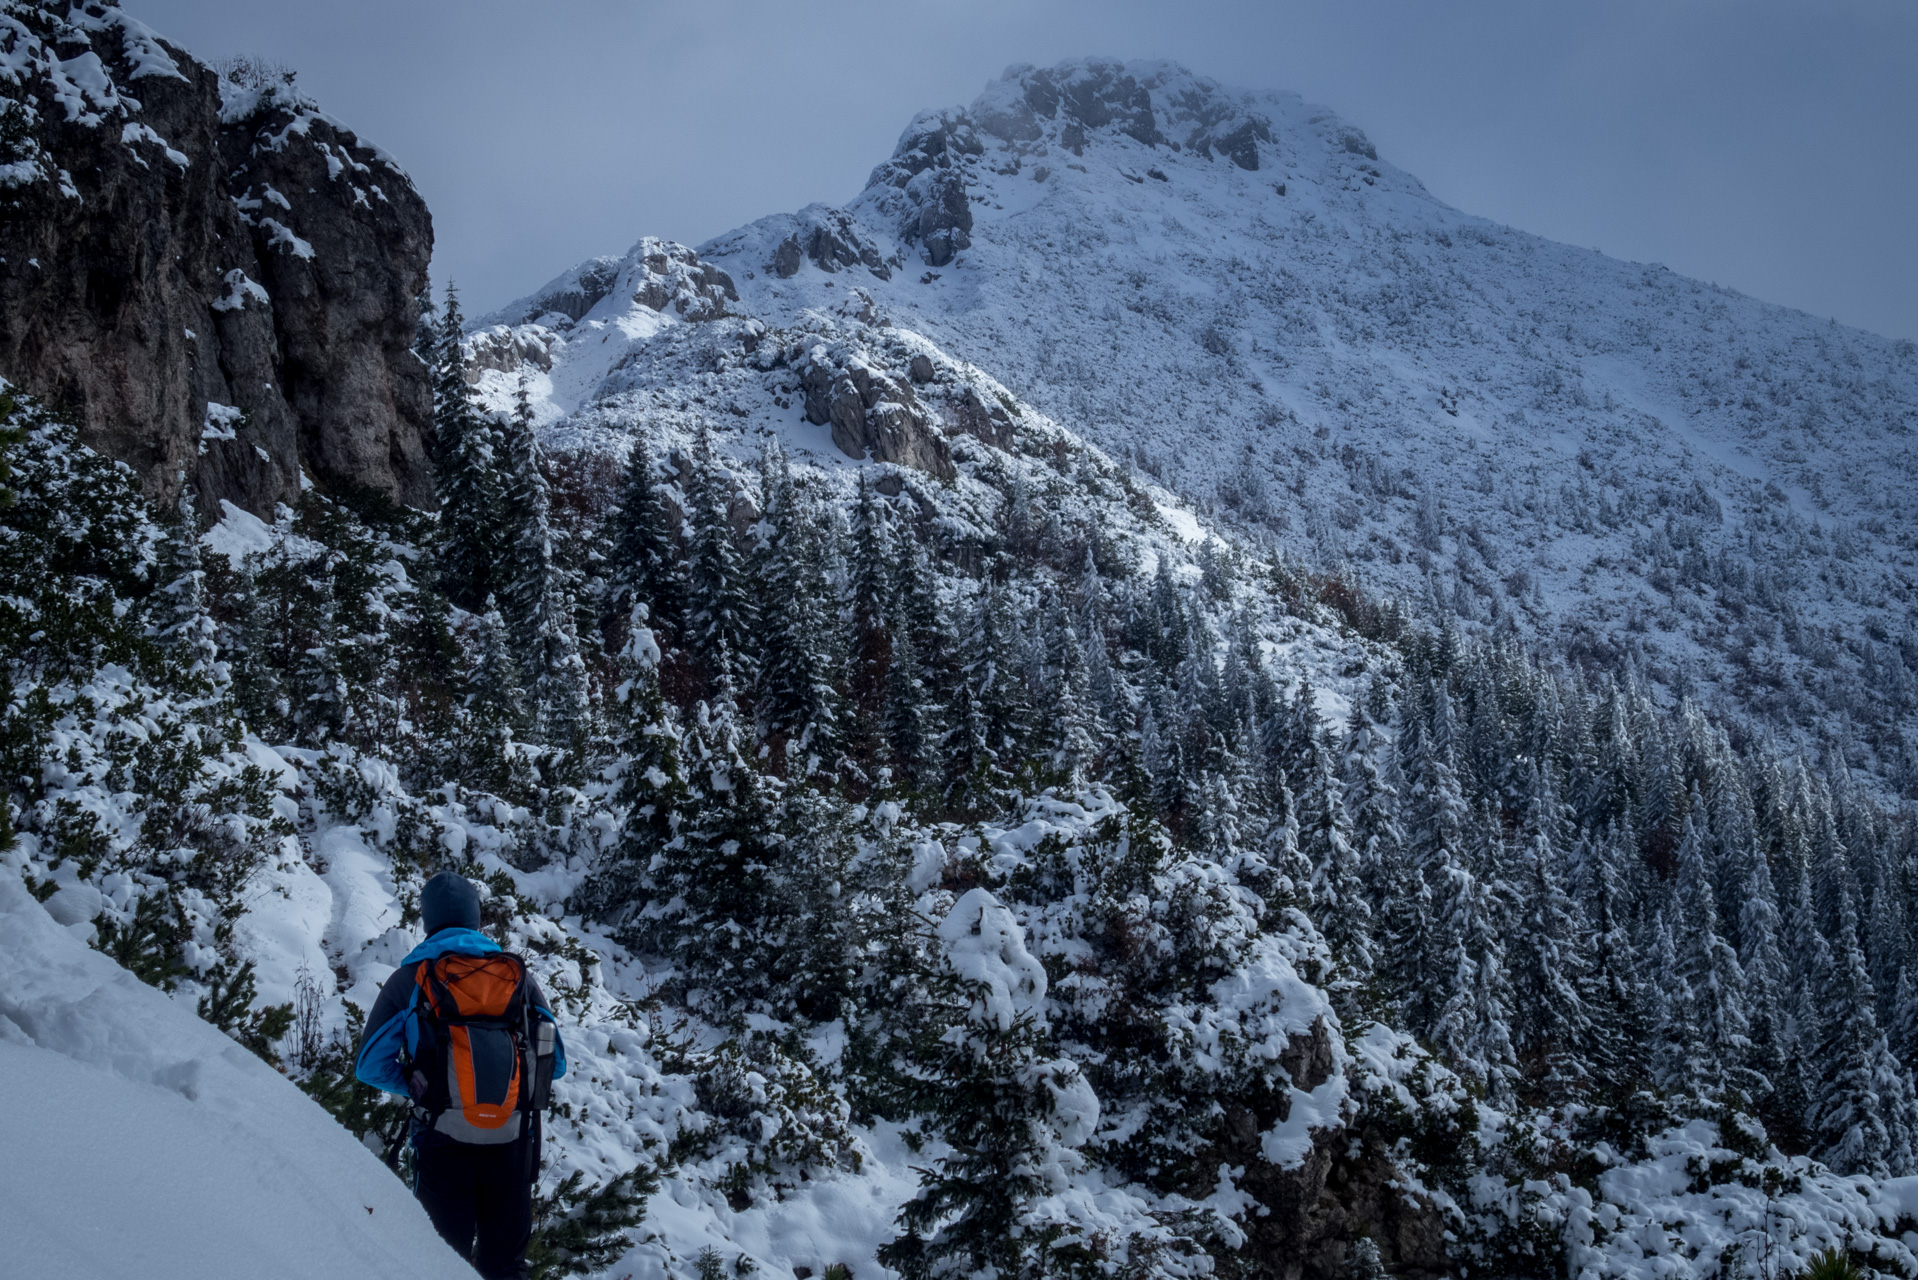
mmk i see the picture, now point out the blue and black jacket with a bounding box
[354,928,568,1109]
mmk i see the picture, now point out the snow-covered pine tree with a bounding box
[1807,867,1918,1175]
[683,430,756,691]
[1300,747,1371,1010]
[1572,821,1649,1088]
[150,486,222,688]
[462,597,534,798]
[227,565,289,737]
[1670,800,1752,1098]
[884,526,949,797]
[1191,768,1247,863]
[291,571,350,743]
[430,284,503,612]
[1505,767,1592,1094]
[1140,696,1191,830]
[767,786,859,1021]
[498,376,590,752]
[1041,596,1096,784]
[604,436,686,652]
[879,888,1108,1280]
[637,659,790,1017]
[574,607,687,926]
[1892,965,1918,1066]
[1721,781,1790,1108]
[1144,555,1189,674]
[973,572,1033,777]
[946,574,1029,810]
[1428,829,1519,1102]
[1396,682,1474,1039]
[752,442,842,778]
[845,473,894,779]
[1006,799,1293,1260]
[1342,686,1404,911]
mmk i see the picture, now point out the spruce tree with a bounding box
[604,436,686,652]
[753,443,842,777]
[150,486,221,687]
[683,431,755,689]
[845,474,894,775]
[431,284,502,611]
[575,608,687,925]
[1506,771,1592,1093]
[637,665,788,1017]
[464,598,533,796]
[1301,748,1371,1008]
[292,572,349,744]
[1429,847,1519,1102]
[1343,687,1404,908]
[879,888,1105,1280]
[1807,870,1918,1175]
[1576,822,1649,1087]
[1042,596,1096,783]
[1398,683,1473,1038]
[1671,803,1752,1096]
[499,376,590,750]
[885,528,949,795]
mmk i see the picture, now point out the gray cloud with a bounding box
[130,0,1917,339]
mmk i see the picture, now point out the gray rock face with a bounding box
[948,385,1014,449]
[632,240,737,320]
[916,169,973,266]
[221,85,435,506]
[0,5,433,515]
[464,325,557,378]
[769,234,804,279]
[499,257,624,325]
[795,342,955,480]
[767,209,896,280]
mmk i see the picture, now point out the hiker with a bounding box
[356,871,567,1280]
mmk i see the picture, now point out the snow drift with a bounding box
[0,870,473,1280]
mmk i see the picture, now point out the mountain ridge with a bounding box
[481,55,1916,788]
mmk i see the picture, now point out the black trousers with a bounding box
[413,1124,538,1280]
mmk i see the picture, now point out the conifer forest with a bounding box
[4,15,1918,1280]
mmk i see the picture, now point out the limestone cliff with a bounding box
[0,1,433,515]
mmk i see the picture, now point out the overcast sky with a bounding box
[131,0,1917,340]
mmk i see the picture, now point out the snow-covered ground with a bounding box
[0,870,474,1280]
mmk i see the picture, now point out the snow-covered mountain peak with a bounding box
[692,60,1918,780]
[469,58,1918,781]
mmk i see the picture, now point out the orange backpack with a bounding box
[404,951,548,1144]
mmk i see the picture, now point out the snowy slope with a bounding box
[0,869,475,1280]
[483,57,1917,783]
[700,60,1917,778]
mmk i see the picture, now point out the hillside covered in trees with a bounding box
[3,12,1918,1280]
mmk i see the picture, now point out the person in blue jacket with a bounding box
[357,871,567,1280]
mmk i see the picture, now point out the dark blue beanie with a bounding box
[420,871,481,935]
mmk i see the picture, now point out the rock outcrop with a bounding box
[1207,1019,1454,1280]
[851,59,1279,267]
[0,2,434,515]
[482,237,736,333]
[793,339,955,480]
[765,207,896,281]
